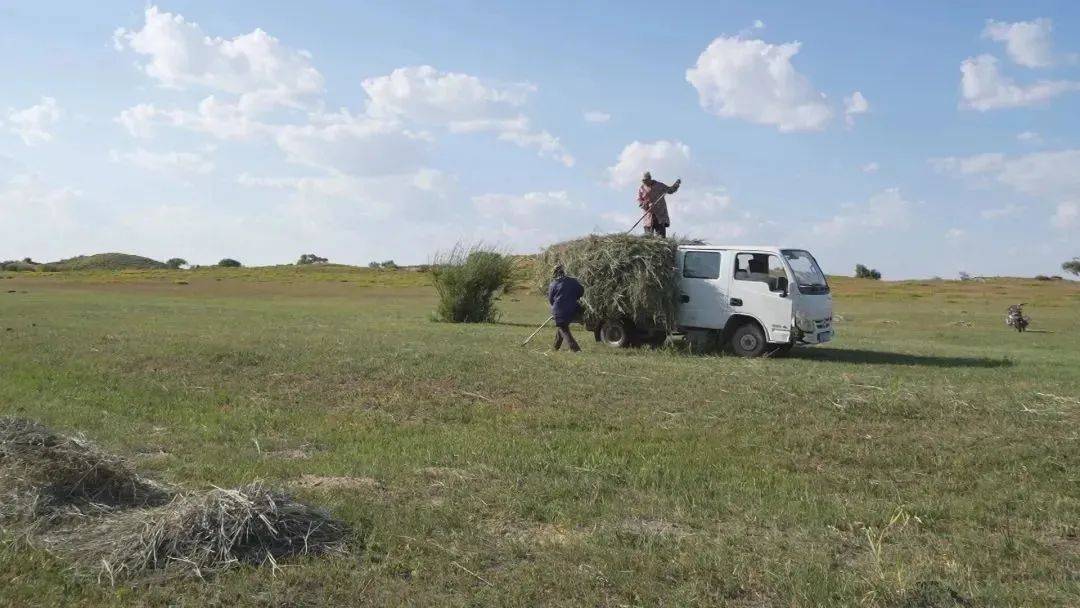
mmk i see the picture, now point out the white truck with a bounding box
[592,246,834,357]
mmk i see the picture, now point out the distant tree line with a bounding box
[854,264,881,280]
[369,260,398,270]
[298,253,329,265]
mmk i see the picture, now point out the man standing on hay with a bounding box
[638,171,681,237]
[548,265,584,352]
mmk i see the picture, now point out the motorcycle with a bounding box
[1006,303,1029,332]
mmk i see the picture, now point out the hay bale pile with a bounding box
[42,483,348,581]
[536,234,683,331]
[0,418,350,581]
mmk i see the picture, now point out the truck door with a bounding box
[729,252,794,343]
[677,249,729,329]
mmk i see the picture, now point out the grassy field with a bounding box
[0,267,1078,607]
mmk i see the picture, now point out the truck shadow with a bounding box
[791,347,1012,368]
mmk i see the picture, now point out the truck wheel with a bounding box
[730,322,767,358]
[600,320,631,348]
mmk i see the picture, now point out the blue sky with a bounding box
[1,1,1078,278]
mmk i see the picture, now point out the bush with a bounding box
[166,258,188,270]
[218,259,242,268]
[1063,258,1080,276]
[297,254,328,265]
[431,245,515,323]
[959,271,972,281]
[854,264,881,280]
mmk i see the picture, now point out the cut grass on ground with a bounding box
[0,271,1077,606]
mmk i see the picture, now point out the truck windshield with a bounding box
[781,250,830,294]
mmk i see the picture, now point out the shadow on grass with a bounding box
[792,347,1012,368]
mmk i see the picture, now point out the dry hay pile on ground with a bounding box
[0,418,350,582]
[0,418,171,525]
[536,234,684,331]
[42,483,349,581]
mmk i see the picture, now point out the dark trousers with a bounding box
[645,224,667,238]
[553,323,581,352]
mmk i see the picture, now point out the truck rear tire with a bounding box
[599,320,631,348]
[730,322,767,358]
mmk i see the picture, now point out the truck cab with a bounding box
[595,245,833,357]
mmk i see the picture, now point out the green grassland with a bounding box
[0,268,1077,607]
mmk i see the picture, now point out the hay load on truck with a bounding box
[538,235,833,357]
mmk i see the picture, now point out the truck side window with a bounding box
[683,251,720,279]
[735,253,787,291]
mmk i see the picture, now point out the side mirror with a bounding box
[771,276,789,296]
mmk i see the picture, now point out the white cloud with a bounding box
[5,97,62,145]
[933,150,1080,200]
[980,204,1024,219]
[607,140,693,189]
[982,18,1057,68]
[583,111,611,123]
[1017,130,1043,144]
[861,161,879,174]
[362,65,533,123]
[945,228,966,240]
[273,109,430,175]
[360,65,572,166]
[935,149,1080,231]
[843,91,869,127]
[686,36,833,132]
[109,148,214,175]
[496,129,574,167]
[1053,201,1078,229]
[960,54,1080,110]
[812,188,913,240]
[473,190,580,224]
[117,97,268,140]
[0,174,81,259]
[114,6,323,114]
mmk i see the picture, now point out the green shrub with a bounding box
[1063,258,1080,276]
[166,258,188,269]
[218,259,242,268]
[297,254,328,265]
[431,245,515,323]
[854,264,881,280]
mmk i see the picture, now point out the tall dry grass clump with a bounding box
[431,245,516,323]
[536,234,683,331]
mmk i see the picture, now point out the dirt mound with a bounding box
[50,253,167,271]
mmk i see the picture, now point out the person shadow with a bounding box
[789,347,1011,368]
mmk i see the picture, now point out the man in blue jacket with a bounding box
[548,264,584,352]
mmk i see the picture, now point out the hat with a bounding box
[642,171,652,181]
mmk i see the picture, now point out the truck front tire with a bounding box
[729,322,767,358]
